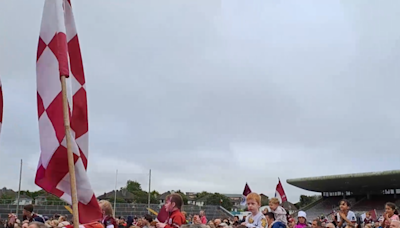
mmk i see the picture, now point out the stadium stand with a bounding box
[287,170,400,220]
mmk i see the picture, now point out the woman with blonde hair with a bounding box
[99,200,117,228]
[57,216,70,227]
[50,220,59,228]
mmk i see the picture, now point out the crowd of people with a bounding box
[1,193,400,228]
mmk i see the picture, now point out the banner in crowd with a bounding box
[240,183,252,206]
[275,178,287,203]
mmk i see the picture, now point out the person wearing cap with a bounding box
[295,211,307,228]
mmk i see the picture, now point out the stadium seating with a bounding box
[303,197,356,220]
[351,195,399,216]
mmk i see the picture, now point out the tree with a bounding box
[205,193,233,211]
[121,180,159,204]
[299,195,320,208]
[196,191,211,199]
[109,197,126,203]
[0,193,15,204]
[151,190,160,198]
[126,180,142,192]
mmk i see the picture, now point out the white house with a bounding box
[13,195,32,205]
[35,195,48,205]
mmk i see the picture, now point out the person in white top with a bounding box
[337,199,357,228]
[242,193,267,228]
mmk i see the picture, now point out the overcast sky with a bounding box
[1,0,400,203]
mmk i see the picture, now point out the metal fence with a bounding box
[0,200,233,219]
[0,199,69,205]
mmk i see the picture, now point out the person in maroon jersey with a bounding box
[156,193,186,228]
[99,200,117,228]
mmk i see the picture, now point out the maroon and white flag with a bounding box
[35,0,101,223]
[240,183,252,206]
[157,205,169,222]
[275,178,287,203]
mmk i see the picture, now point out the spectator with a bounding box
[295,211,307,228]
[265,212,285,228]
[193,216,201,225]
[383,202,399,228]
[269,198,287,225]
[233,216,240,226]
[390,220,400,228]
[326,223,335,228]
[311,219,322,228]
[365,212,374,226]
[22,205,45,223]
[199,211,207,225]
[337,200,356,228]
[28,222,47,228]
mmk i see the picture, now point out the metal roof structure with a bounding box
[286,170,400,192]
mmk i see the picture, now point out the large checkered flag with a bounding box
[35,0,101,224]
[0,79,3,134]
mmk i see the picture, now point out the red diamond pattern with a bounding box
[0,85,3,126]
[35,0,101,224]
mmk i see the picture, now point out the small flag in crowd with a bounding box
[240,183,252,206]
[35,0,101,223]
[64,222,103,228]
[157,205,169,222]
[275,178,287,203]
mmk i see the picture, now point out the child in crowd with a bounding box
[383,202,399,228]
[337,199,357,228]
[364,212,374,226]
[156,193,186,228]
[242,193,267,228]
[269,198,287,225]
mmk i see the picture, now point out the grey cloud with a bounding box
[1,0,400,203]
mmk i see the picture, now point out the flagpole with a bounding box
[147,169,151,213]
[113,169,118,217]
[16,159,23,217]
[61,76,80,228]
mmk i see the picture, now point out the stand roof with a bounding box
[286,170,400,192]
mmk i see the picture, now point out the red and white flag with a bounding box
[275,178,287,203]
[0,79,3,134]
[35,0,101,223]
[240,183,252,206]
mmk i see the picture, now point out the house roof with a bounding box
[195,195,210,202]
[158,191,171,200]
[223,194,242,198]
[98,189,135,200]
[18,195,32,200]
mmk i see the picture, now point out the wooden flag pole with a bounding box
[61,75,80,228]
